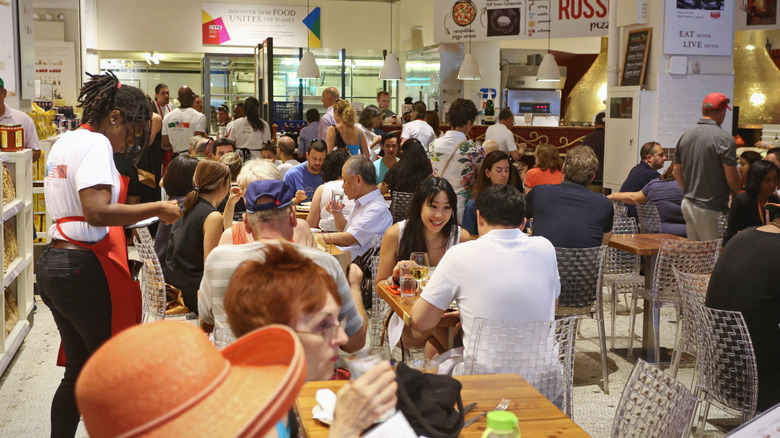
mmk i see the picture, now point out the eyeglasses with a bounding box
[295,317,346,342]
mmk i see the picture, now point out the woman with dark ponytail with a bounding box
[164,159,231,314]
[226,96,272,159]
[37,71,181,438]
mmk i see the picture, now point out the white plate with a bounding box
[300,201,312,207]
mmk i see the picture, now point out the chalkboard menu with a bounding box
[621,28,652,87]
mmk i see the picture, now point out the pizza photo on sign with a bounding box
[452,0,477,27]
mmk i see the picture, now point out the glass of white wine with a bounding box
[409,252,430,294]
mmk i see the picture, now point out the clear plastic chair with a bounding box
[716,213,728,238]
[670,268,710,379]
[555,245,610,394]
[603,217,643,349]
[463,316,580,418]
[636,204,664,234]
[389,191,414,223]
[132,227,167,323]
[627,239,721,365]
[368,255,390,348]
[688,302,758,437]
[612,359,697,438]
[612,199,628,221]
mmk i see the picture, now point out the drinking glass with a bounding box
[409,358,439,374]
[409,252,430,293]
[400,277,416,298]
[345,347,396,422]
[331,191,344,213]
[212,328,236,350]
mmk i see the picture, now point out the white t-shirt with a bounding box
[162,107,208,153]
[277,159,301,177]
[484,123,518,153]
[44,129,121,242]
[227,117,272,151]
[401,119,436,151]
[420,228,560,354]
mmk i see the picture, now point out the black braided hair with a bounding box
[78,71,152,155]
[244,97,266,133]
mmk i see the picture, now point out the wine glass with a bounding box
[409,252,430,293]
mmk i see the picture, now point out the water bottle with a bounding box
[481,411,520,438]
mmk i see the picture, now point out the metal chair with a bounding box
[688,302,758,437]
[612,199,628,221]
[717,213,728,238]
[555,245,610,394]
[389,191,414,223]
[132,227,167,323]
[611,359,697,438]
[636,204,664,234]
[368,255,390,348]
[627,239,721,365]
[603,217,643,349]
[670,268,710,379]
[463,316,580,418]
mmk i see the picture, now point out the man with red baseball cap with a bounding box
[672,92,741,240]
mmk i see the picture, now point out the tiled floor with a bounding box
[0,295,734,437]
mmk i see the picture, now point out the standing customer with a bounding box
[38,72,181,438]
[429,98,484,222]
[672,92,741,240]
[227,96,272,159]
[319,87,339,139]
[298,108,320,160]
[326,99,369,157]
[401,101,436,151]
[164,160,231,315]
[161,86,208,155]
[0,77,41,161]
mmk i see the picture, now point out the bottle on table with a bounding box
[482,411,521,437]
[484,99,495,125]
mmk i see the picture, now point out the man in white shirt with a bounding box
[318,87,339,139]
[411,184,560,354]
[153,83,172,118]
[401,101,436,151]
[0,77,41,161]
[276,136,300,177]
[199,179,367,352]
[321,155,392,260]
[485,108,523,162]
[161,86,208,154]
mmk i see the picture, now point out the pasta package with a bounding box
[4,287,19,335]
[4,222,18,272]
[2,163,15,205]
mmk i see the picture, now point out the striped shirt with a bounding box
[198,240,363,337]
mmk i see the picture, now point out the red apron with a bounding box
[54,173,142,366]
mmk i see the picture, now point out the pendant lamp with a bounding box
[297,0,320,79]
[379,0,402,80]
[536,0,560,82]
[458,28,481,80]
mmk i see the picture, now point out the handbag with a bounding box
[395,362,465,438]
[351,244,381,310]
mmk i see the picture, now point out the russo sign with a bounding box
[433,0,609,43]
[202,3,321,47]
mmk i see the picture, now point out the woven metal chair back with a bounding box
[390,191,414,223]
[651,239,721,300]
[717,213,728,238]
[612,199,628,221]
[636,204,664,234]
[368,255,389,348]
[694,304,758,418]
[604,218,640,277]
[133,227,167,323]
[555,246,606,310]
[464,316,580,417]
[672,268,710,354]
[612,359,697,438]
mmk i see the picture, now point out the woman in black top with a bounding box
[165,159,231,314]
[725,159,780,245]
[379,139,433,194]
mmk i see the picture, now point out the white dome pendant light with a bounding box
[379,0,402,81]
[536,0,561,82]
[458,27,481,80]
[297,0,320,79]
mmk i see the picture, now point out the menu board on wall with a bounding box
[664,0,735,56]
[433,0,609,44]
[202,3,320,48]
[34,41,77,104]
[621,28,651,86]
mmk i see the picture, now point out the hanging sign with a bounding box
[433,0,609,43]
[663,0,734,56]
[202,3,321,48]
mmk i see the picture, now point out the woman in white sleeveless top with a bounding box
[377,177,472,357]
[307,149,354,231]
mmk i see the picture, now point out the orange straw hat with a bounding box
[75,321,306,438]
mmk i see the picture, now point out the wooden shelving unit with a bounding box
[0,149,34,376]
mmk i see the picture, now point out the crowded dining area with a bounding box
[1,0,780,437]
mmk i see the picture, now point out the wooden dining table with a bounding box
[375,282,459,327]
[607,233,688,362]
[295,373,590,437]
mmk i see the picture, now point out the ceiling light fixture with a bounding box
[145,52,160,65]
[458,25,481,80]
[536,0,561,82]
[379,0,402,81]
[297,0,320,79]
